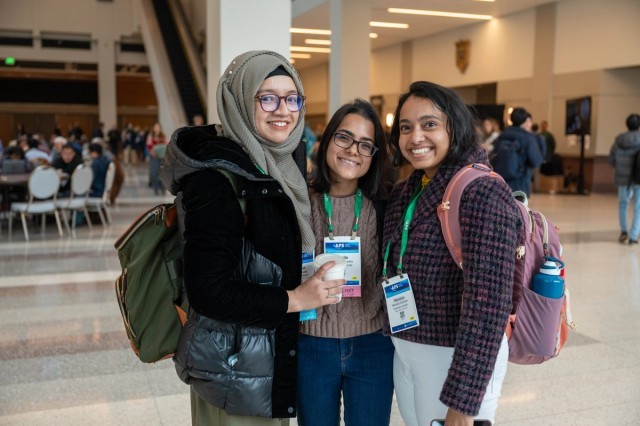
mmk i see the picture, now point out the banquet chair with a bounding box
[9,166,64,241]
[86,161,115,226]
[55,164,94,233]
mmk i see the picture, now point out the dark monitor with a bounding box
[565,96,591,136]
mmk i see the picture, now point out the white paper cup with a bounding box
[314,253,346,301]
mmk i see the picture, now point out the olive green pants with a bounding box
[190,388,290,426]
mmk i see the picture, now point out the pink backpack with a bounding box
[437,163,576,365]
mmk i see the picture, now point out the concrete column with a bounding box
[96,1,118,129]
[328,0,371,116]
[531,3,556,124]
[206,0,291,124]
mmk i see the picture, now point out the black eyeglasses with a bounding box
[333,133,379,157]
[255,94,306,112]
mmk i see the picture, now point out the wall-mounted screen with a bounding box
[565,96,591,136]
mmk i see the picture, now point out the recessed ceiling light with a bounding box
[290,53,312,59]
[369,33,378,39]
[290,46,331,53]
[305,39,331,46]
[369,21,409,29]
[388,8,492,20]
[290,27,332,35]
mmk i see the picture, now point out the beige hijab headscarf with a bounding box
[216,50,314,253]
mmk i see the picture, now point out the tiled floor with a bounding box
[0,163,639,425]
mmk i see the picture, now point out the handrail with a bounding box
[167,0,207,115]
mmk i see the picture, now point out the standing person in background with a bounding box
[609,113,640,245]
[491,107,543,196]
[135,126,148,165]
[107,124,122,160]
[146,122,166,195]
[298,99,394,426]
[192,114,205,126]
[530,122,547,194]
[159,50,344,425]
[384,81,520,426]
[540,120,556,164]
[122,123,137,166]
[480,117,500,153]
[92,122,105,139]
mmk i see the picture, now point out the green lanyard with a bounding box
[382,184,426,279]
[323,188,363,239]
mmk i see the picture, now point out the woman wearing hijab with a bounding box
[160,50,344,425]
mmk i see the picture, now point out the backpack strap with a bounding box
[437,163,504,269]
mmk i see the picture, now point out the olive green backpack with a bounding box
[114,203,187,363]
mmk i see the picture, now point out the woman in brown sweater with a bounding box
[297,99,393,426]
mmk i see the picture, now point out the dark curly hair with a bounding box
[311,99,389,200]
[389,81,480,167]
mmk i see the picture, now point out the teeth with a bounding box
[270,121,287,127]
[339,158,359,166]
[412,147,432,155]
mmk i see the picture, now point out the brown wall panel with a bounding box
[0,114,13,146]
[117,78,158,107]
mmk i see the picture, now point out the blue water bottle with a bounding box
[531,256,565,299]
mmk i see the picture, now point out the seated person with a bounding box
[49,136,68,165]
[88,142,112,197]
[52,143,83,196]
[23,138,50,166]
[1,146,31,174]
[0,146,31,205]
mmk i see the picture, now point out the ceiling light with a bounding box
[385,113,394,128]
[369,21,409,29]
[290,27,331,35]
[305,39,331,46]
[290,53,312,59]
[369,33,378,39]
[388,8,492,20]
[290,46,331,53]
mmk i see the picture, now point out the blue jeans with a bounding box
[296,331,394,426]
[618,184,640,240]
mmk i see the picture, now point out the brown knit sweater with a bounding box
[300,190,385,338]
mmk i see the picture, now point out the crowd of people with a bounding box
[0,118,176,212]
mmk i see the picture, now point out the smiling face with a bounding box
[254,75,300,144]
[326,113,375,195]
[398,95,451,177]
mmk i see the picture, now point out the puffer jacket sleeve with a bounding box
[182,169,290,329]
[439,176,519,416]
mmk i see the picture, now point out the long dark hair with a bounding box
[389,81,479,167]
[311,99,388,200]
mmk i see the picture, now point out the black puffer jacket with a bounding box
[159,125,304,418]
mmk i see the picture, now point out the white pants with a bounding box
[391,335,509,426]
